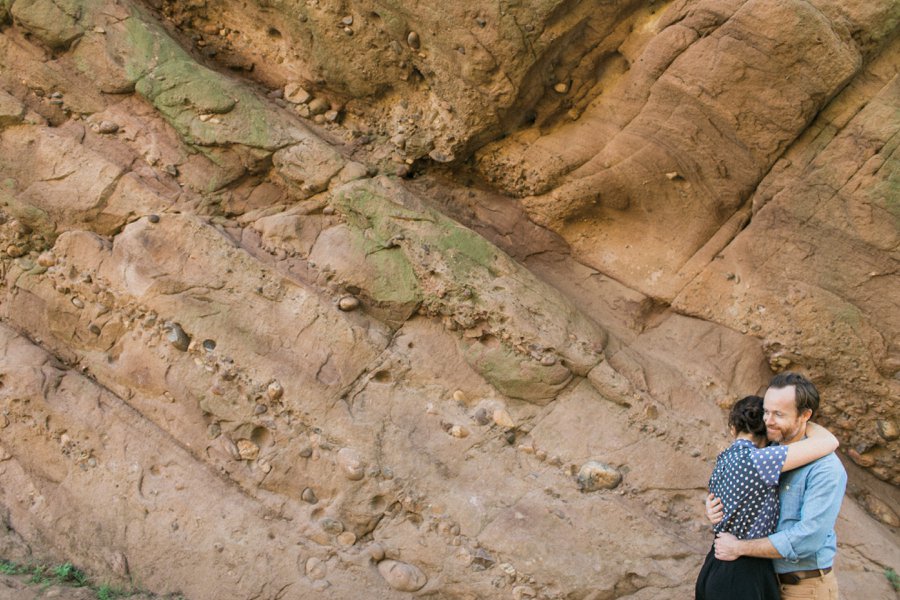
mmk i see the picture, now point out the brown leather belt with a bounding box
[777,567,832,585]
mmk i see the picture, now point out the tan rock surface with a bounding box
[0,0,897,598]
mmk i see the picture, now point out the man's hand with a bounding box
[706,493,724,524]
[714,532,743,561]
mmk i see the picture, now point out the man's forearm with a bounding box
[738,537,783,559]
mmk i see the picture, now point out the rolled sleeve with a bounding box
[770,456,847,566]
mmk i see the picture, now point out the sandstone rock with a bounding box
[272,138,345,197]
[859,493,900,528]
[0,90,25,129]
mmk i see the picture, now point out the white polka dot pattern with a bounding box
[709,439,788,539]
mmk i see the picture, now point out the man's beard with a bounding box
[767,421,804,444]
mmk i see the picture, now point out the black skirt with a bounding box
[695,544,781,600]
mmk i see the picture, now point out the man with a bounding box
[707,372,847,599]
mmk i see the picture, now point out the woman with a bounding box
[694,395,838,600]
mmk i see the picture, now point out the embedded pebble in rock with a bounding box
[148,214,160,223]
[37,252,56,267]
[513,585,537,599]
[860,493,900,527]
[473,407,491,425]
[166,323,191,351]
[308,97,330,115]
[337,447,366,480]
[202,339,216,351]
[540,355,557,366]
[207,423,221,439]
[5,245,23,258]
[452,390,467,403]
[493,409,515,429]
[236,439,260,461]
[284,83,312,104]
[338,295,360,311]
[471,548,495,570]
[341,15,353,26]
[337,531,356,546]
[847,448,876,467]
[577,460,622,492]
[97,120,119,134]
[367,543,386,562]
[299,445,313,459]
[306,557,327,580]
[876,419,898,441]
[71,297,85,309]
[553,82,568,94]
[301,487,318,504]
[320,517,344,534]
[324,109,340,122]
[377,559,427,592]
[267,380,284,400]
[323,206,336,215]
[407,31,420,50]
[253,403,267,415]
[449,425,469,438]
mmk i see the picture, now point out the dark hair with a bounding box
[729,395,766,437]
[769,372,820,419]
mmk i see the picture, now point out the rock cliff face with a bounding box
[0,0,897,598]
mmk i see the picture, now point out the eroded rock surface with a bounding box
[0,0,897,599]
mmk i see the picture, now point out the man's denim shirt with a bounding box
[769,452,847,573]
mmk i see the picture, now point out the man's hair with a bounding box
[729,395,766,437]
[769,372,820,419]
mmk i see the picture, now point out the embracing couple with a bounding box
[695,372,847,600]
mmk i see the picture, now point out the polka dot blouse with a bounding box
[709,439,788,539]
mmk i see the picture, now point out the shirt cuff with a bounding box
[768,531,797,562]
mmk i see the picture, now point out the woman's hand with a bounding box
[706,493,724,524]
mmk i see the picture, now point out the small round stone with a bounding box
[407,31,420,49]
[377,559,427,592]
[301,487,318,504]
[37,252,56,267]
[452,390,467,403]
[540,355,557,366]
[449,425,469,438]
[267,380,284,400]
[577,460,622,492]
[320,517,344,534]
[492,409,515,429]
[97,120,119,134]
[323,206,336,216]
[5,245,23,258]
[148,214,160,223]
[338,296,360,311]
[236,439,260,461]
[553,82,568,94]
[337,531,356,546]
[305,557,327,580]
[337,447,366,480]
[71,297,85,309]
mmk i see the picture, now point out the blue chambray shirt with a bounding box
[769,452,847,573]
